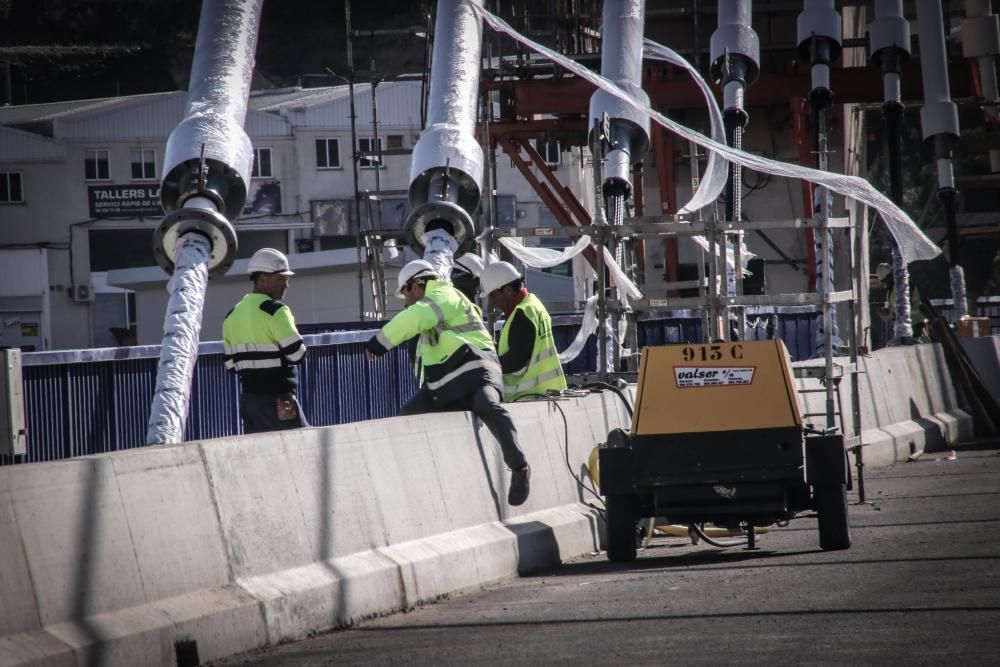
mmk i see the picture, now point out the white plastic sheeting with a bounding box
[490,234,642,303]
[146,233,211,445]
[469,3,941,266]
[558,295,598,365]
[643,40,727,215]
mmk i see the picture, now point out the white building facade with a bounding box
[0,82,583,349]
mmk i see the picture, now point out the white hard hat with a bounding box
[396,259,438,298]
[453,253,485,277]
[481,261,522,295]
[248,248,293,275]
[875,263,891,281]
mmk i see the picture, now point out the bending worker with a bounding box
[451,252,485,306]
[365,259,531,506]
[223,248,309,433]
[481,261,566,401]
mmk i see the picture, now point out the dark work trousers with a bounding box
[240,392,309,434]
[401,384,527,470]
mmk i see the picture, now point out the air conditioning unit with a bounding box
[70,284,94,302]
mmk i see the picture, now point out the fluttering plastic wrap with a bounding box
[642,41,727,214]
[491,235,642,304]
[558,295,598,365]
[469,4,941,266]
[146,234,211,445]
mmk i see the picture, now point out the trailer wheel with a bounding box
[605,494,637,562]
[815,483,851,550]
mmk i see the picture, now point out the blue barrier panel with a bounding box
[2,310,822,466]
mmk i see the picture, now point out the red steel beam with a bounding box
[489,62,976,118]
[495,137,599,270]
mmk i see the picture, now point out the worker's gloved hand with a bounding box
[365,336,387,361]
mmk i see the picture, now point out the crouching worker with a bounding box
[481,261,566,401]
[365,259,531,506]
[223,248,309,434]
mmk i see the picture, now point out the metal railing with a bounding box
[2,310,819,466]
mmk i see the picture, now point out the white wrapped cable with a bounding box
[469,4,941,266]
[146,233,211,445]
[950,265,969,318]
[423,228,458,281]
[891,248,914,341]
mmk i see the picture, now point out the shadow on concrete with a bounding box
[503,520,562,575]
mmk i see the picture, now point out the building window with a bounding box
[130,148,156,180]
[0,172,23,203]
[252,147,272,178]
[386,134,404,150]
[85,149,110,180]
[315,138,341,169]
[534,138,561,166]
[358,137,383,168]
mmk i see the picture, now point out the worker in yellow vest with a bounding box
[365,259,530,506]
[223,248,309,433]
[481,261,567,402]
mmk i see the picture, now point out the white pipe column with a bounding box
[147,0,263,445]
[710,0,759,341]
[588,0,651,200]
[870,0,915,344]
[404,0,486,278]
[588,0,650,371]
[962,0,1000,172]
[917,0,966,318]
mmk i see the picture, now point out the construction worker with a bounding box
[451,252,485,306]
[223,248,309,434]
[481,261,567,401]
[365,259,531,506]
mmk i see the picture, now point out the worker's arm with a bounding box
[499,309,535,374]
[366,300,438,358]
[265,301,307,365]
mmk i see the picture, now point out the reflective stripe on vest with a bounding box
[502,346,563,395]
[425,356,502,391]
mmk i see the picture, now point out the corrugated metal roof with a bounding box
[0,126,65,162]
[57,92,186,139]
[251,81,424,130]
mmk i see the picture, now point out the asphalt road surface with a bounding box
[212,439,1000,666]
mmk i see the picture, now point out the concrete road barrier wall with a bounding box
[0,391,630,667]
[960,335,1000,400]
[794,343,974,468]
[1,340,989,666]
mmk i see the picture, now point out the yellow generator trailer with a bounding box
[598,339,851,562]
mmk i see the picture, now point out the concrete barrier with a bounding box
[794,343,974,468]
[0,341,985,666]
[960,334,1000,400]
[0,391,629,667]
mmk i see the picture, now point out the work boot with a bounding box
[508,464,530,506]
